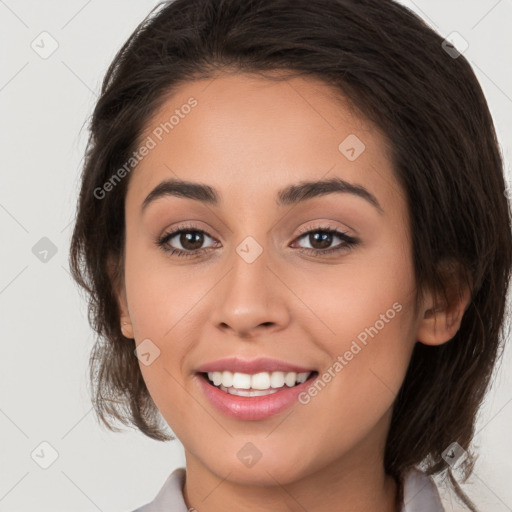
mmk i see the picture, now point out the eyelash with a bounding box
[155,223,359,259]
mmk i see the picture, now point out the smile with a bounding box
[196,370,319,420]
[205,370,312,396]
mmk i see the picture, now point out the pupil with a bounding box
[310,232,331,249]
[181,232,203,250]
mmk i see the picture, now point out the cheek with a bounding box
[123,236,210,337]
[123,242,199,415]
[290,238,414,345]
[289,302,416,475]
[293,238,416,411]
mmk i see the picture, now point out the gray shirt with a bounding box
[129,467,445,511]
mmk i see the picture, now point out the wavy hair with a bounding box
[69,0,512,509]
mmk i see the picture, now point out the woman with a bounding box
[69,0,512,510]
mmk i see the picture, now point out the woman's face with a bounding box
[118,72,423,485]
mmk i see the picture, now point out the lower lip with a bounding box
[195,372,318,421]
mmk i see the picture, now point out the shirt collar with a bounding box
[132,467,445,512]
[400,468,445,511]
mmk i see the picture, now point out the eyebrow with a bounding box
[141,177,383,214]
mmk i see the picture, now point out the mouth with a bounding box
[194,358,320,420]
[198,370,319,397]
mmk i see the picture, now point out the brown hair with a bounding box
[69,0,512,508]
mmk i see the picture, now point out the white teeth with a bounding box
[221,371,233,387]
[206,370,312,392]
[296,372,309,384]
[221,384,279,397]
[285,372,297,387]
[232,372,251,389]
[251,372,271,390]
[270,371,285,388]
[211,371,223,386]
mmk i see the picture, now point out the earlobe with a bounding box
[121,318,134,339]
[416,262,473,347]
[118,287,134,339]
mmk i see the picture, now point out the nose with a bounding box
[211,242,291,339]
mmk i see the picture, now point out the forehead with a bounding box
[127,72,401,214]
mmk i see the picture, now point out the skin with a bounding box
[115,72,470,512]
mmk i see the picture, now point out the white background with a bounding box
[0,1,511,511]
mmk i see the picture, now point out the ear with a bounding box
[415,259,472,346]
[107,252,134,339]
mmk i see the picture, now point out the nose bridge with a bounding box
[212,232,290,336]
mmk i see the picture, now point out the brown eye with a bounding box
[293,227,358,256]
[156,226,219,258]
[305,231,334,250]
[177,231,205,251]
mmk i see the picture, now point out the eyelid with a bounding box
[156,222,219,251]
[291,223,358,250]
[156,220,359,258]
[295,222,351,237]
[160,221,219,239]
[159,221,352,243]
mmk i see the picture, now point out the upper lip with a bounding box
[195,357,316,374]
